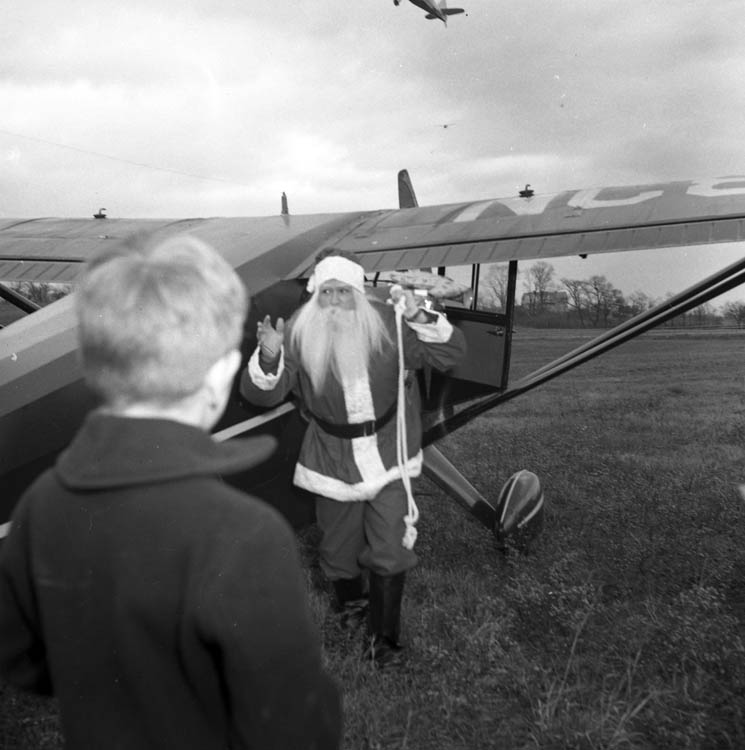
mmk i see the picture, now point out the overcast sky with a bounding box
[2,0,744,305]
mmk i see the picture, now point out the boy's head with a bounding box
[76,234,247,410]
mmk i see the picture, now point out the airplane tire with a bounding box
[494,470,544,553]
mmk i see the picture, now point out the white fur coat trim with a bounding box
[294,451,423,502]
[247,346,285,390]
[406,311,453,343]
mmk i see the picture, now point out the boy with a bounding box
[0,235,341,749]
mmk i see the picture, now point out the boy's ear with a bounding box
[221,349,242,382]
[205,349,242,397]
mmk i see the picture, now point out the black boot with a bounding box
[332,576,369,632]
[365,571,406,667]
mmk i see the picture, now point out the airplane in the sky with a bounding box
[2,170,745,547]
[394,0,465,24]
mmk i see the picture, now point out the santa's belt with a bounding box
[305,402,397,439]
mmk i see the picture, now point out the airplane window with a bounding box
[362,266,514,315]
[476,263,513,313]
[370,266,490,310]
[439,265,474,309]
[0,282,73,327]
[14,282,73,307]
[425,263,516,314]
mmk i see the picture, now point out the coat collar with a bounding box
[56,411,276,490]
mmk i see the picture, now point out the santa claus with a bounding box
[241,249,466,665]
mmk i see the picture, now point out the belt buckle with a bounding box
[361,420,376,437]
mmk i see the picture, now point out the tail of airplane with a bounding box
[398,169,419,209]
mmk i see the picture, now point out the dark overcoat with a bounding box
[0,412,341,750]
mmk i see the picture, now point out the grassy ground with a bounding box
[2,330,744,749]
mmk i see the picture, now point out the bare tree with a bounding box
[723,300,745,328]
[688,301,715,326]
[585,275,624,327]
[626,290,655,317]
[11,282,72,307]
[481,263,514,311]
[522,262,555,313]
[561,278,591,326]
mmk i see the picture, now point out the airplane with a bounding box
[2,170,745,548]
[394,0,465,24]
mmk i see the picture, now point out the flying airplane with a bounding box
[2,171,745,547]
[394,0,465,24]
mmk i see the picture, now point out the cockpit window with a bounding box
[0,282,73,328]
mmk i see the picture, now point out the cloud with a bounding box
[2,0,745,222]
[1,0,744,306]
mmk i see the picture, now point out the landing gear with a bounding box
[422,445,544,554]
[494,470,544,553]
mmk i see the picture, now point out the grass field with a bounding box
[2,330,744,749]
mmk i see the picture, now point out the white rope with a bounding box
[392,290,419,550]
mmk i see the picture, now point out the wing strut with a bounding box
[422,444,497,529]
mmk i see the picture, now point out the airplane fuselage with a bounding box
[0,210,505,534]
[409,0,445,20]
[399,0,465,23]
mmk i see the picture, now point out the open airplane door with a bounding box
[418,302,514,411]
[447,310,509,386]
[442,259,518,395]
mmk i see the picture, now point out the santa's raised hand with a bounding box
[257,315,285,363]
[388,285,436,324]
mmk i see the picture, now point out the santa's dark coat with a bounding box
[240,301,466,502]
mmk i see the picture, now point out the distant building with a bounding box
[521,290,569,311]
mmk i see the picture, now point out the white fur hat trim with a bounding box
[306,255,365,294]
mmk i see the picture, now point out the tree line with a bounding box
[480,261,745,329]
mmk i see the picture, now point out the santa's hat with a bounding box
[306,254,365,294]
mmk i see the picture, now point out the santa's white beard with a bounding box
[292,300,389,395]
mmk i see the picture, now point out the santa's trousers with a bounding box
[315,479,418,580]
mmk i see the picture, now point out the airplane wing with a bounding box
[0,213,366,292]
[0,177,745,293]
[2,176,745,292]
[325,176,745,276]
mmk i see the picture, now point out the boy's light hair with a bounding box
[76,234,248,407]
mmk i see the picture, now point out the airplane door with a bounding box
[445,307,511,389]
